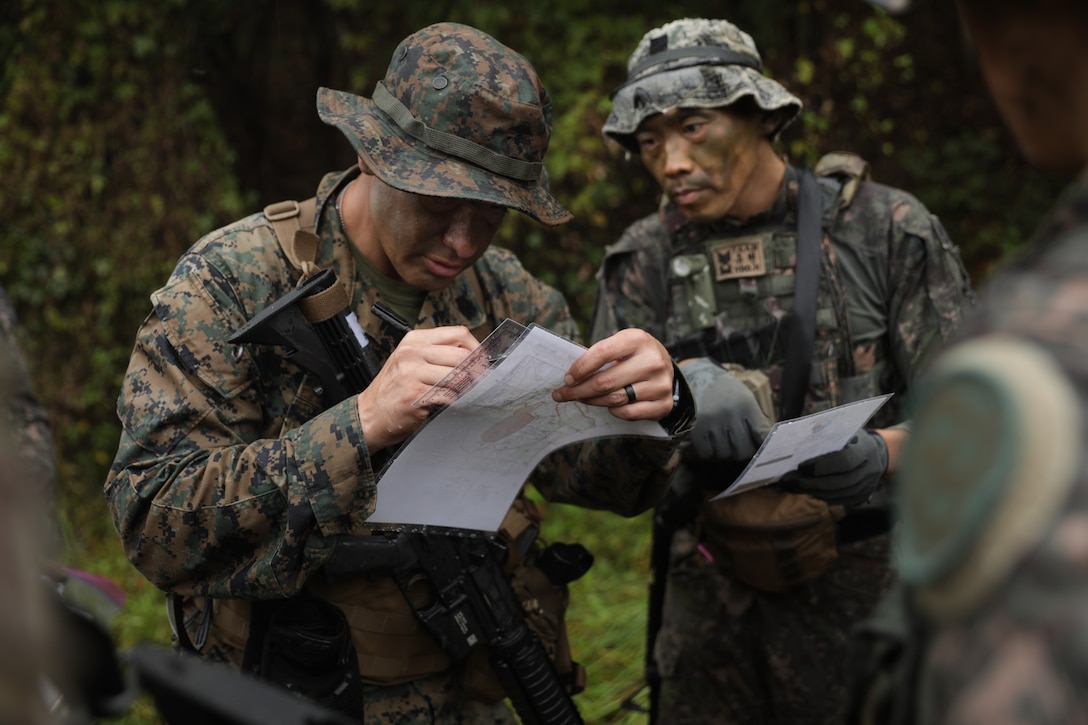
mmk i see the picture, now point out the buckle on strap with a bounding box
[264,200,301,222]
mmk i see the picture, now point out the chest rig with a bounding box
[664,158,869,418]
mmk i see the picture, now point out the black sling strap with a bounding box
[780,170,822,420]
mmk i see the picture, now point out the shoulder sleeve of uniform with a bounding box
[473,247,578,342]
[897,334,1081,622]
[132,222,304,451]
[842,180,976,353]
[129,255,260,455]
[602,212,670,260]
[590,214,672,344]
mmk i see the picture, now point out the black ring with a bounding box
[624,384,637,404]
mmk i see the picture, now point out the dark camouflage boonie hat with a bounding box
[864,0,911,12]
[318,22,571,226]
[603,18,803,152]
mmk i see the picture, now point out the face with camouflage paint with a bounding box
[635,105,785,223]
[351,159,507,291]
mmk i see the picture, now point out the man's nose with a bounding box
[663,135,694,177]
[443,204,488,259]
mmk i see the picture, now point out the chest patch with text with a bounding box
[709,236,768,281]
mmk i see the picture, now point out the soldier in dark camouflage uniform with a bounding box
[849,1,1088,722]
[104,23,693,724]
[0,284,59,555]
[590,18,974,724]
[0,286,57,721]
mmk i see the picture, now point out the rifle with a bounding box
[324,533,588,725]
[631,462,739,723]
[229,271,588,724]
[632,472,701,723]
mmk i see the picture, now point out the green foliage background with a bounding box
[0,0,1067,722]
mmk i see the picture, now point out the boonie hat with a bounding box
[864,0,911,12]
[603,18,803,153]
[318,22,571,226]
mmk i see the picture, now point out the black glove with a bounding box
[681,357,772,462]
[778,429,888,507]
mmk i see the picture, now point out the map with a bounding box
[366,322,667,532]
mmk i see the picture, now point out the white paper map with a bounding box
[365,322,667,531]
[712,393,893,499]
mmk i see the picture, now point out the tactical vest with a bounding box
[201,497,578,697]
[666,154,887,592]
[181,192,584,701]
[665,153,878,418]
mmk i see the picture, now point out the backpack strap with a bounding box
[814,151,871,213]
[262,198,349,322]
[264,198,320,279]
[811,151,873,381]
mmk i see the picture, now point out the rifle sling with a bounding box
[780,171,821,420]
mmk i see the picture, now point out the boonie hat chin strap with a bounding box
[372,82,543,182]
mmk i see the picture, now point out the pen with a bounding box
[371,301,413,343]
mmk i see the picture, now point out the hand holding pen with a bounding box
[371,301,413,344]
[354,304,477,452]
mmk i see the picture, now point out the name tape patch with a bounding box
[710,236,767,281]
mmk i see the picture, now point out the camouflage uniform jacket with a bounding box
[591,162,973,430]
[105,168,683,607]
[851,173,1088,724]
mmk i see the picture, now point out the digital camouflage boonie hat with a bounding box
[603,18,803,153]
[318,23,571,226]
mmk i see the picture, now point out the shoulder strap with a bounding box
[814,151,871,210]
[780,171,822,420]
[263,198,348,320]
[263,198,319,278]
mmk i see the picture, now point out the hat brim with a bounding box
[865,0,911,13]
[603,65,802,152]
[318,88,571,227]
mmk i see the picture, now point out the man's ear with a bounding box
[357,155,376,176]
[760,111,782,139]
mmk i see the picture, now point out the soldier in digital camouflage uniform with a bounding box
[590,18,975,724]
[105,23,694,724]
[849,0,1088,723]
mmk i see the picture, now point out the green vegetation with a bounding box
[0,0,1069,722]
[535,501,656,725]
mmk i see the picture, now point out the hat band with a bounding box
[624,46,761,87]
[373,82,544,182]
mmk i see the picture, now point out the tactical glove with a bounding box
[778,429,888,507]
[681,357,772,462]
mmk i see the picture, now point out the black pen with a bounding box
[371,301,413,343]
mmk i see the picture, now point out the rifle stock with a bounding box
[228,268,381,402]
